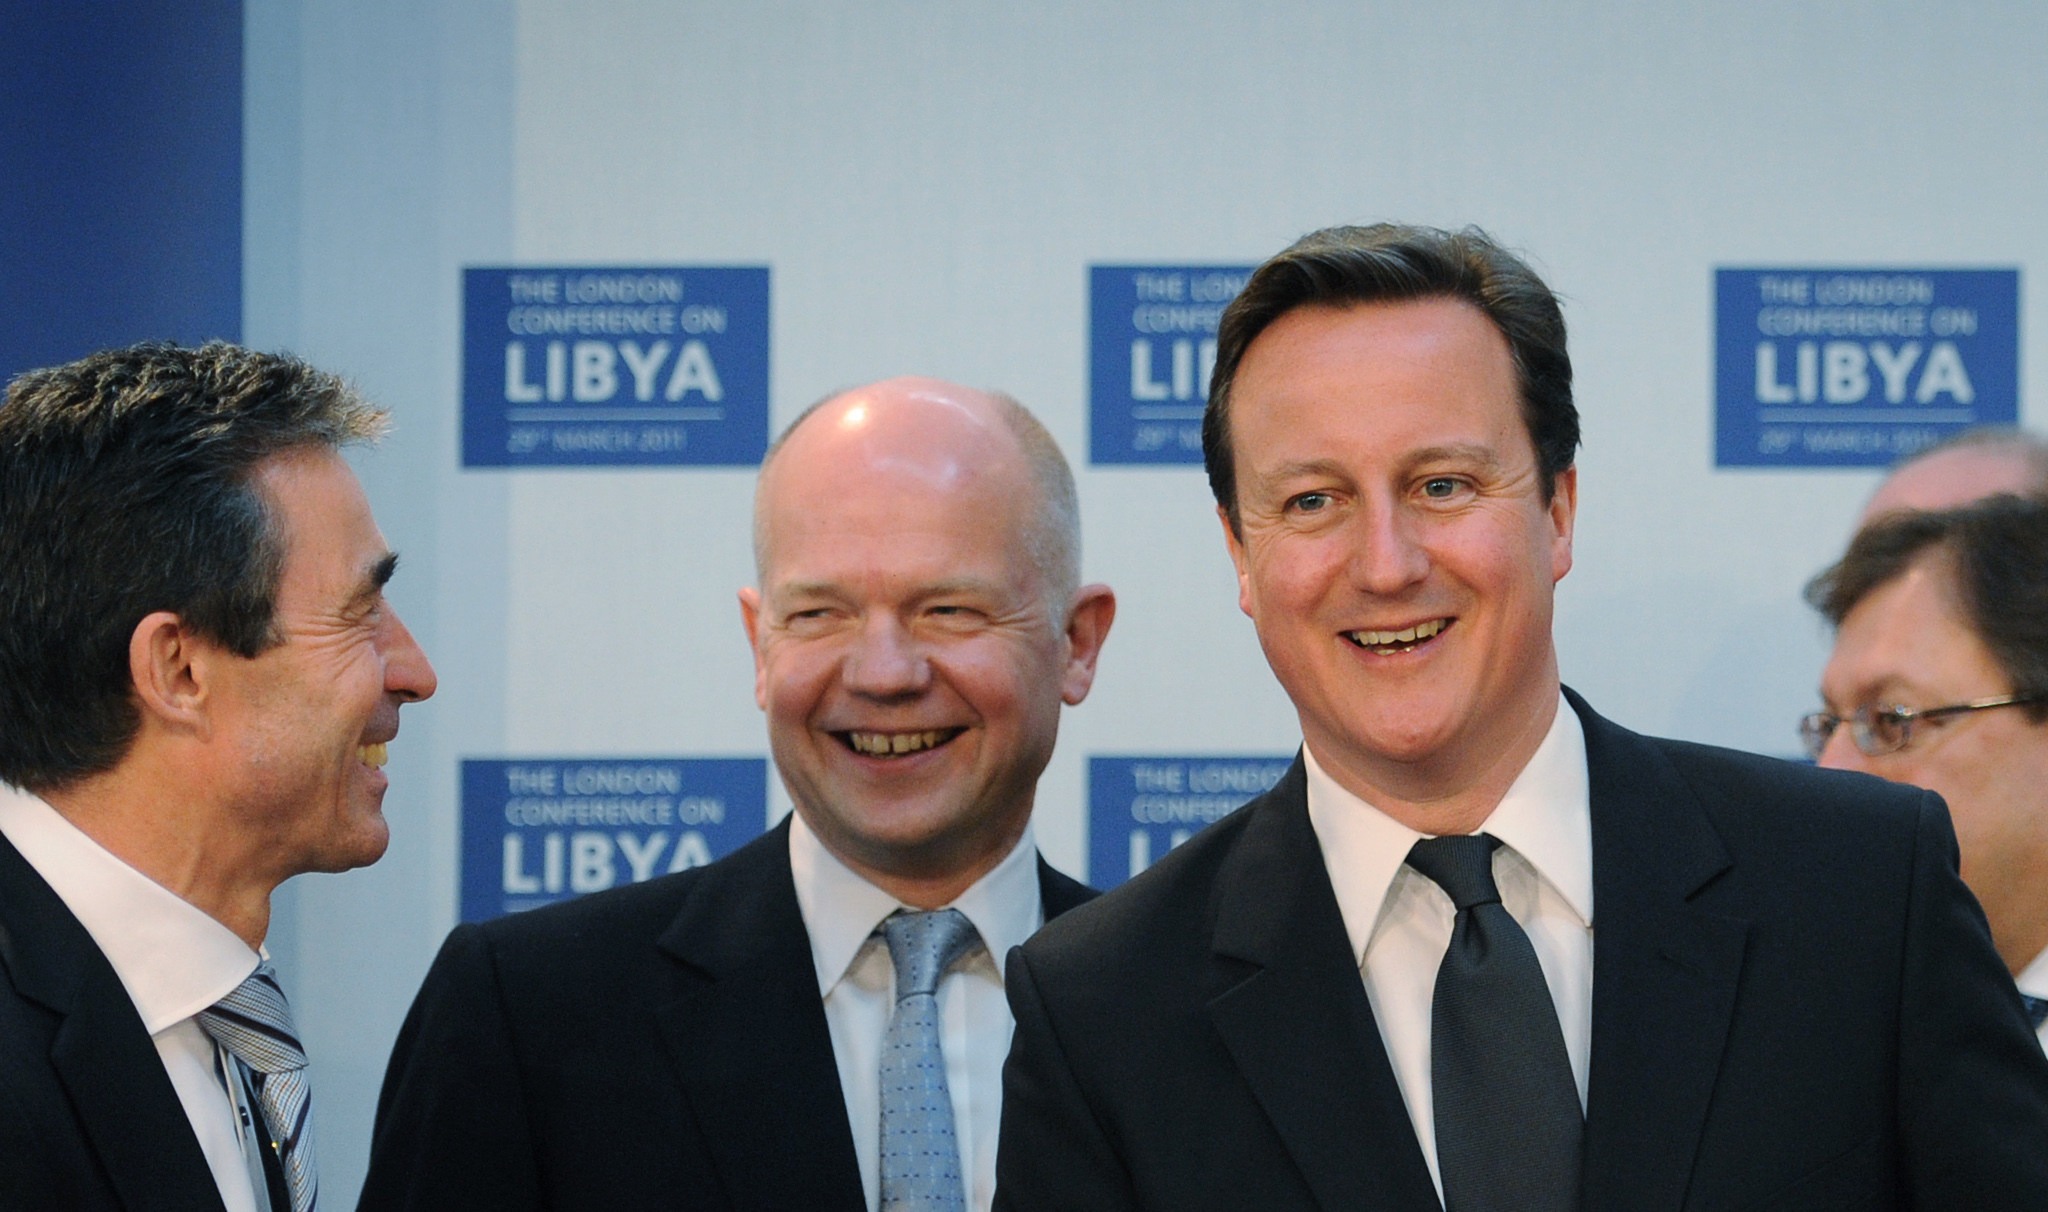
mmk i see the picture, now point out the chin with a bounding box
[320,813,392,873]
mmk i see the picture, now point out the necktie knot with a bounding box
[882,908,979,1001]
[197,963,308,1075]
[1406,833,1505,911]
[2023,992,2048,1031]
[197,963,319,1212]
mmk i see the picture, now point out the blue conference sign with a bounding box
[462,266,770,467]
[1088,755,1291,888]
[1715,268,2018,468]
[1089,265,1253,465]
[459,758,768,922]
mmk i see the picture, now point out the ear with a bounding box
[1548,465,1578,583]
[1219,505,1254,617]
[737,587,769,709]
[127,611,213,736]
[1057,584,1117,705]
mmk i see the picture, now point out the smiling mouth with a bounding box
[839,729,964,758]
[1344,618,1449,655]
[358,743,389,768]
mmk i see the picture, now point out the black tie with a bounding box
[1406,834,1582,1212]
[2023,993,2048,1031]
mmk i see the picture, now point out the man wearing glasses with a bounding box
[1806,493,2048,1052]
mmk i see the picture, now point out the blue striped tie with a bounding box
[878,909,979,1212]
[2023,993,2048,1031]
[198,963,318,1212]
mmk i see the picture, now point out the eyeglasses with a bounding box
[1798,694,2041,760]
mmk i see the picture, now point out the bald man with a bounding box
[1861,426,2048,522]
[360,379,1114,1212]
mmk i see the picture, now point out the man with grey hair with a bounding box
[363,376,1114,1212]
[0,341,437,1212]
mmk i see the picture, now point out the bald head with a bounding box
[1862,428,2048,524]
[754,377,1081,607]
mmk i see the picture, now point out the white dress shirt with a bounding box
[0,786,263,1212]
[789,810,1043,1212]
[2018,945,2048,1055]
[1304,694,1595,1203]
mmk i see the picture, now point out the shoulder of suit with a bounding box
[1021,779,1274,964]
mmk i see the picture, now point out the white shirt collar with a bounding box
[1306,692,1594,962]
[787,808,1042,997]
[0,786,259,1032]
[2018,944,2048,1001]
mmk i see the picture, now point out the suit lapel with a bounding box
[1034,855,1096,920]
[652,823,865,1210]
[0,833,228,1212]
[1570,691,1750,1212]
[1205,761,1440,1211]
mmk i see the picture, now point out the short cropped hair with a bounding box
[1203,223,1579,534]
[1806,494,2048,722]
[755,387,1082,608]
[0,341,387,790]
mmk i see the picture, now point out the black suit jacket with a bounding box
[0,830,230,1212]
[360,818,1094,1212]
[996,691,2048,1211]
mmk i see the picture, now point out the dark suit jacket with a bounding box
[995,691,2048,1211]
[360,818,1093,1212]
[0,830,230,1212]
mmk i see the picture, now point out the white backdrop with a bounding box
[241,3,2048,1201]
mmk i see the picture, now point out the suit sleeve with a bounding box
[994,945,1138,1212]
[357,924,547,1212]
[1895,791,2048,1206]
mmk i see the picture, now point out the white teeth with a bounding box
[359,742,389,768]
[1349,619,1446,648]
[848,730,948,757]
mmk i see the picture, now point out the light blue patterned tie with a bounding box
[879,908,980,1212]
[198,963,318,1212]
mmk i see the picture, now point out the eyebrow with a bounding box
[1401,443,1505,473]
[773,575,1005,602]
[352,551,400,606]
[1252,443,1506,488]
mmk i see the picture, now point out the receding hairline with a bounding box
[751,382,1082,606]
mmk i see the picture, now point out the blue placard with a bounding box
[1087,755,1291,888]
[459,757,768,922]
[1715,268,2019,467]
[461,266,770,467]
[1089,265,1253,465]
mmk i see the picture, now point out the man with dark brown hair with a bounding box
[1806,494,2048,1054]
[996,224,2048,1212]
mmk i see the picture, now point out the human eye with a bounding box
[1418,475,1469,501]
[925,602,990,629]
[1285,491,1333,515]
[780,604,841,634]
[1865,704,1914,751]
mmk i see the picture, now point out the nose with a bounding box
[1346,500,1431,596]
[1814,723,1868,773]
[841,615,931,699]
[382,609,438,703]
